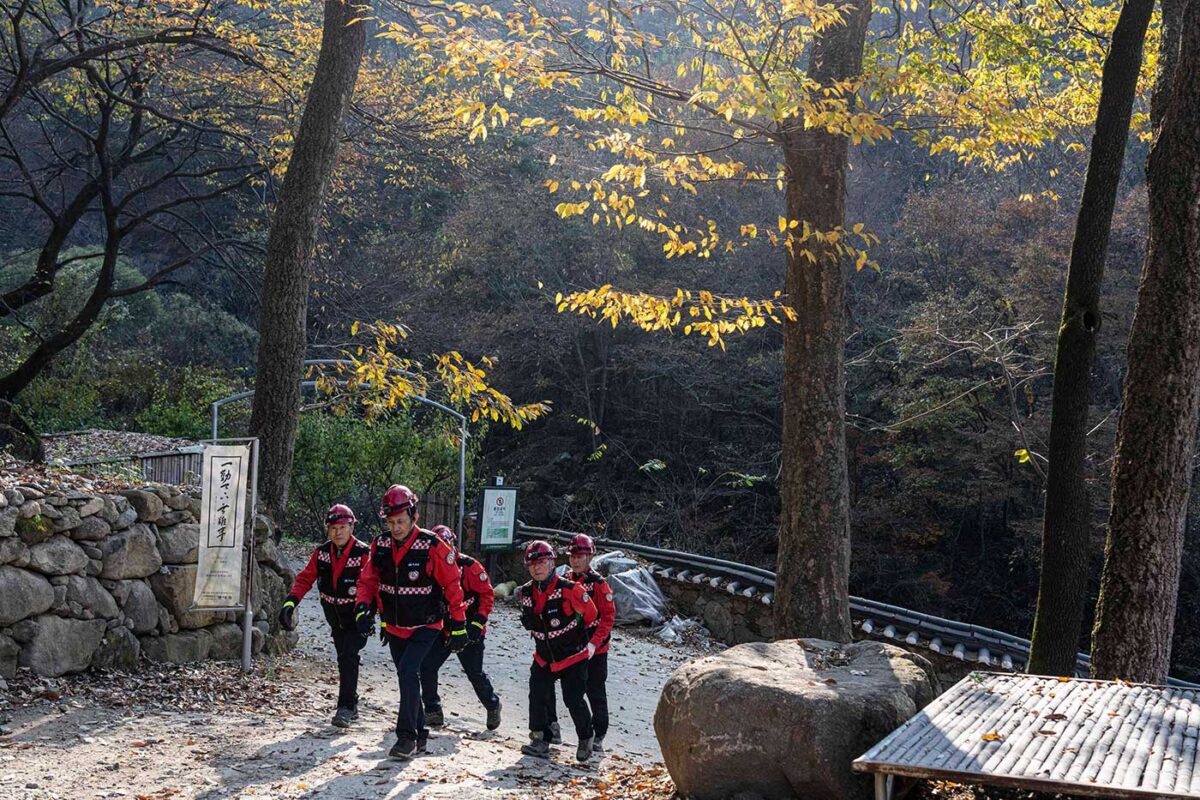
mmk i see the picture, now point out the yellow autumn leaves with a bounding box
[314,322,550,431]
[552,287,798,350]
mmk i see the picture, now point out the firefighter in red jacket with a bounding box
[278,504,371,728]
[419,525,502,731]
[517,539,599,763]
[354,485,469,760]
[547,534,616,754]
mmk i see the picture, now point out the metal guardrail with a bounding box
[516,524,1200,689]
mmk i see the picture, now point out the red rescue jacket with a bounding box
[567,568,616,655]
[287,537,371,627]
[355,526,465,639]
[518,575,598,672]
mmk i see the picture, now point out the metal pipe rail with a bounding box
[516,525,1200,689]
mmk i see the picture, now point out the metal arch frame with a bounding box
[210,358,468,536]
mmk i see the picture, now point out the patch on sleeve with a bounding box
[446,553,455,564]
[581,592,590,603]
[606,593,613,602]
[479,571,488,582]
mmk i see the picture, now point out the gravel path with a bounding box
[0,602,701,799]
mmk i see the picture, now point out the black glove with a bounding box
[448,620,469,653]
[519,609,536,631]
[354,603,374,638]
[379,622,388,645]
[278,599,297,632]
[468,617,486,643]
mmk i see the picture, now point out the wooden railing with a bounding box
[63,446,205,486]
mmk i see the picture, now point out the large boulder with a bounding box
[28,535,88,576]
[140,629,212,664]
[66,576,120,619]
[655,639,939,800]
[18,615,106,676]
[99,524,162,579]
[119,580,161,634]
[157,523,199,565]
[149,565,225,629]
[0,565,55,625]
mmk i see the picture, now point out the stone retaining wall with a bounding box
[0,482,296,681]
[655,577,774,644]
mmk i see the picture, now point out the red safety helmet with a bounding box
[325,503,356,526]
[432,524,457,549]
[568,534,596,555]
[379,485,419,519]
[524,540,556,564]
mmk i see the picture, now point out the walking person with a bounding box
[420,524,502,731]
[278,504,372,728]
[562,534,615,754]
[354,485,469,759]
[517,539,599,763]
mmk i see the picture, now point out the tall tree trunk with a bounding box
[1026,0,1155,677]
[773,0,872,642]
[249,0,367,522]
[1089,0,1200,684]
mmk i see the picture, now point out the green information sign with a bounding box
[479,486,518,550]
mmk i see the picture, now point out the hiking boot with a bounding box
[417,728,429,754]
[520,731,550,758]
[592,737,604,754]
[347,707,359,721]
[389,737,417,760]
[576,736,594,763]
[486,700,502,731]
[331,707,353,728]
[425,708,445,728]
[547,722,562,745]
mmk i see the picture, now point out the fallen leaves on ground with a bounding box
[5,662,314,716]
[918,779,1090,799]
[569,765,678,799]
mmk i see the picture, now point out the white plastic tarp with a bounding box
[607,566,668,625]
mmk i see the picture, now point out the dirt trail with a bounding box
[0,602,701,799]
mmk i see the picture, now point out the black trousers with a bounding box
[387,627,440,739]
[546,652,609,739]
[420,635,500,712]
[329,619,367,710]
[529,659,591,741]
